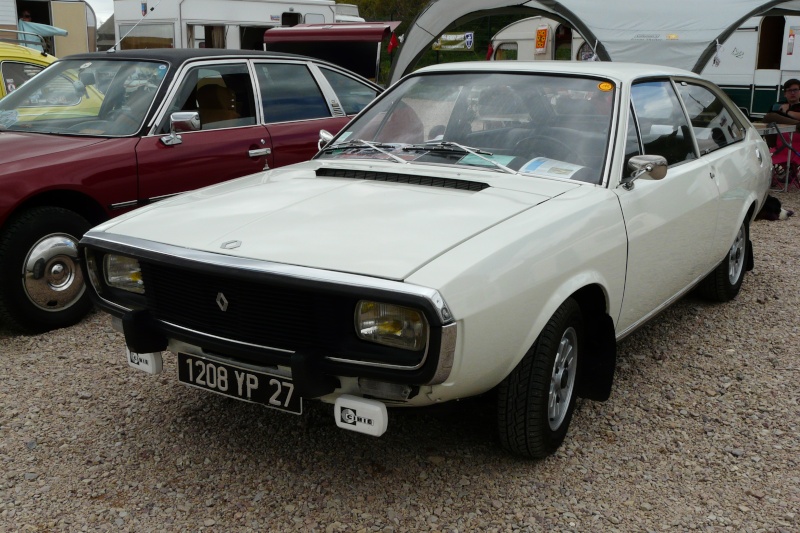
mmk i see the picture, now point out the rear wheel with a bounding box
[698,220,748,302]
[0,207,92,333]
[497,298,583,459]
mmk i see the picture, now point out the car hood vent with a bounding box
[316,167,490,191]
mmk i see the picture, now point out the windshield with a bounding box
[0,59,167,136]
[316,72,615,184]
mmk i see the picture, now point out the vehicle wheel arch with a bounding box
[8,189,108,228]
[511,282,617,403]
[744,200,758,270]
[723,200,757,272]
[571,284,617,402]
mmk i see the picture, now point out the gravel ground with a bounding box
[1,190,798,533]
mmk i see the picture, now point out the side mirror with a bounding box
[318,129,334,151]
[622,155,668,189]
[160,111,200,146]
[79,71,96,87]
[72,80,87,98]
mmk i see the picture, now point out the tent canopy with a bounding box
[389,0,800,84]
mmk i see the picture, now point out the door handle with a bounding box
[248,148,271,157]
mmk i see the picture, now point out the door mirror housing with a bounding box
[622,155,668,189]
[161,111,200,146]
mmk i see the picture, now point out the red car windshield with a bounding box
[0,59,167,136]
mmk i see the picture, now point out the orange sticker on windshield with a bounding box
[598,82,614,92]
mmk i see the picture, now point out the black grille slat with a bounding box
[140,263,341,351]
[316,167,489,191]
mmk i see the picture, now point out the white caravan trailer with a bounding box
[489,16,588,63]
[489,14,800,118]
[0,0,96,54]
[699,15,800,118]
[112,0,361,51]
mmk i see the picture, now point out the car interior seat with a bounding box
[196,84,240,127]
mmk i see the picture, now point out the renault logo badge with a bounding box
[216,292,229,312]
[221,240,242,250]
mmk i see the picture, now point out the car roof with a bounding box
[56,48,380,86]
[62,47,333,67]
[0,41,56,65]
[414,60,703,84]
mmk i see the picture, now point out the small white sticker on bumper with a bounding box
[126,347,163,375]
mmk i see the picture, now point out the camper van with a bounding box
[490,14,800,118]
[112,0,362,51]
[489,16,588,63]
[698,16,800,118]
[0,0,96,55]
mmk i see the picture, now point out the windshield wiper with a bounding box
[321,139,407,164]
[402,141,517,175]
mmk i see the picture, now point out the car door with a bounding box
[253,60,373,168]
[135,60,272,202]
[615,79,720,333]
[674,79,752,260]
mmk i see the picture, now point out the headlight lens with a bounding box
[103,254,144,294]
[355,300,428,351]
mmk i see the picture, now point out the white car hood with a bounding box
[100,161,578,280]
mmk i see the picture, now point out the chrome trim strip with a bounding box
[109,200,139,209]
[429,322,457,384]
[148,192,181,202]
[327,327,431,371]
[162,320,295,354]
[82,232,456,324]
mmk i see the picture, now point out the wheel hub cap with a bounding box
[23,234,85,311]
[728,225,745,284]
[549,327,577,431]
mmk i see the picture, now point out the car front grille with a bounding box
[139,262,350,353]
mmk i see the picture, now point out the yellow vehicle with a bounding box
[0,31,57,98]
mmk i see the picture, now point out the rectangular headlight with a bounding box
[103,254,144,294]
[355,300,428,351]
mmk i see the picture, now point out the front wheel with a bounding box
[497,298,583,459]
[0,207,93,333]
[697,220,749,302]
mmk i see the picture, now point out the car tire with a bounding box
[0,207,93,333]
[698,220,748,302]
[497,298,583,459]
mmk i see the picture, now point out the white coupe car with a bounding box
[79,62,770,458]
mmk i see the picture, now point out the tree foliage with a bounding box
[348,0,429,29]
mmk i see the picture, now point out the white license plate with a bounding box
[177,353,302,414]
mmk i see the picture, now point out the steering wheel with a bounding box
[514,135,589,167]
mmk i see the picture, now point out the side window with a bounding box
[1,61,45,94]
[318,67,378,115]
[157,63,256,133]
[255,63,331,123]
[495,43,518,60]
[631,80,697,166]
[676,82,744,154]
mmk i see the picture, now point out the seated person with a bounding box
[775,78,800,120]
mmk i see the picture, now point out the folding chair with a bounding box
[769,125,800,190]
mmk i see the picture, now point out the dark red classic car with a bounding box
[0,48,381,332]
